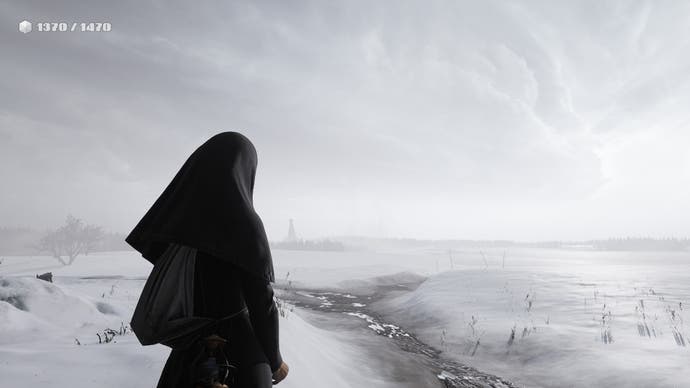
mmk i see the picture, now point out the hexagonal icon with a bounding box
[19,20,32,34]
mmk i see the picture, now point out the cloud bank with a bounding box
[2,0,689,240]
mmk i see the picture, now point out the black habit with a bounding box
[126,132,282,387]
[126,131,274,283]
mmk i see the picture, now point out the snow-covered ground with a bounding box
[372,248,690,388]
[0,250,429,388]
[1,248,689,387]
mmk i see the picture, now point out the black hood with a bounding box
[125,131,274,282]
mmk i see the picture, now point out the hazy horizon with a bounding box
[2,1,690,242]
[2,220,690,244]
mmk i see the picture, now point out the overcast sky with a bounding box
[1,0,689,241]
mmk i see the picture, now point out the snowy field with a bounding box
[0,250,423,388]
[371,248,690,388]
[1,247,689,387]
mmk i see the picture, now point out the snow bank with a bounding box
[0,299,51,340]
[376,268,690,388]
[0,277,116,338]
[0,249,406,388]
[0,279,393,387]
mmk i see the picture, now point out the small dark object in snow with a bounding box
[36,272,53,283]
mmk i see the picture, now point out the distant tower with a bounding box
[286,219,297,242]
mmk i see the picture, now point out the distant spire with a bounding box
[287,219,297,242]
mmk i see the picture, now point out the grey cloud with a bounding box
[1,0,688,240]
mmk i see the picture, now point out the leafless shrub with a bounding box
[465,315,484,356]
[96,322,130,344]
[600,304,614,344]
[276,272,294,319]
[36,215,104,265]
[470,339,480,356]
[440,328,448,351]
[665,302,686,347]
[507,325,516,346]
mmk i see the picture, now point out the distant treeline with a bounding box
[0,226,132,256]
[270,238,345,252]
[335,236,690,252]
[3,227,688,255]
[504,237,690,251]
[586,237,690,251]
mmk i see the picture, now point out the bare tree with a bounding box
[37,215,105,265]
[60,215,85,264]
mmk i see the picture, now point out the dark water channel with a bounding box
[277,282,517,388]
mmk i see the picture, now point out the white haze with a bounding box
[1,1,689,241]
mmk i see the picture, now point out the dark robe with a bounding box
[155,251,283,388]
[125,132,282,386]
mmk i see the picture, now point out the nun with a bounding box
[126,132,289,387]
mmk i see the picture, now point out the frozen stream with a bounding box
[278,282,517,388]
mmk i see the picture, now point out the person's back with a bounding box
[193,250,283,371]
[155,249,284,388]
[126,132,289,388]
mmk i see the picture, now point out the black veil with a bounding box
[126,131,274,348]
[125,131,274,282]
